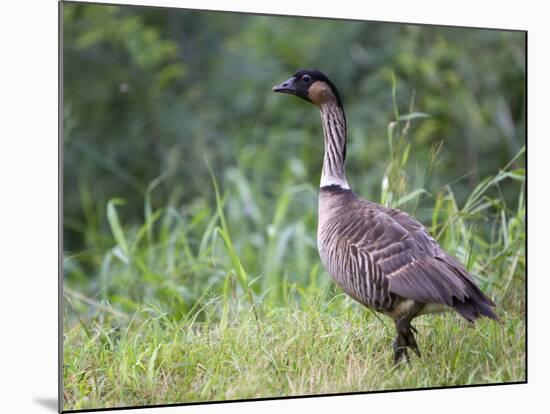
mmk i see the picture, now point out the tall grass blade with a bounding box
[205,159,259,323]
[106,198,129,260]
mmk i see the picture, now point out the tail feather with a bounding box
[451,281,498,322]
[435,255,498,323]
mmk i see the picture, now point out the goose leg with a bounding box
[393,302,424,364]
[392,331,410,363]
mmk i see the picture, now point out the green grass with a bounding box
[63,107,525,410]
[63,296,524,410]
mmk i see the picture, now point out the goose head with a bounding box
[272,69,343,108]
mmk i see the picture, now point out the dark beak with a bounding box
[272,76,297,94]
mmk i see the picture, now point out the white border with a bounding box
[1,1,547,413]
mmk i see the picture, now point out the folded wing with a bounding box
[355,205,497,322]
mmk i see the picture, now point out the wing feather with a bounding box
[350,202,497,321]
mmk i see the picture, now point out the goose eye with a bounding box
[302,74,311,82]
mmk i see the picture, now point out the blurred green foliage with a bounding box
[63,3,525,315]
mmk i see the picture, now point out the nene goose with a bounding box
[273,69,497,363]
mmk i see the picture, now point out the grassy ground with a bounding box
[63,294,524,410]
[63,112,525,410]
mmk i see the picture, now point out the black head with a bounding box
[272,69,343,108]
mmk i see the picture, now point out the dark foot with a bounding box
[398,320,421,358]
[393,336,409,364]
[392,303,424,364]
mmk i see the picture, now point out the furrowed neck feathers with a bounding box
[319,102,350,189]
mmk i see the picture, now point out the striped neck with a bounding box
[319,102,350,189]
